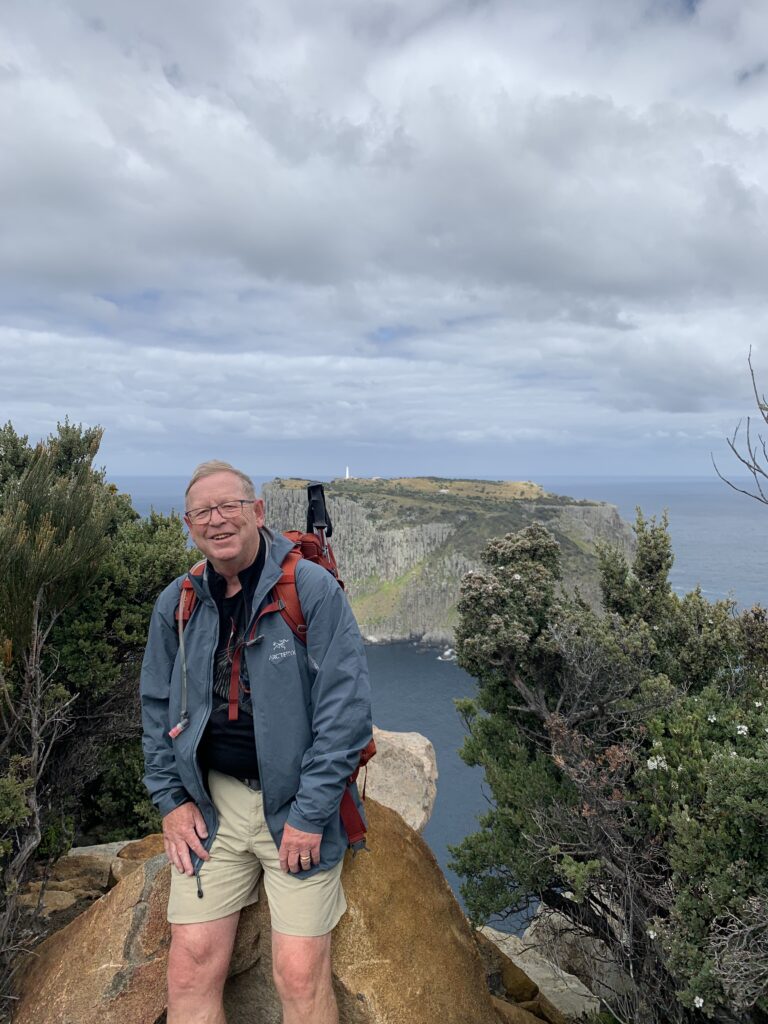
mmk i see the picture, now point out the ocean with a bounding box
[538,476,767,611]
[113,473,767,927]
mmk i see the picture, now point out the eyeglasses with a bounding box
[185,499,254,525]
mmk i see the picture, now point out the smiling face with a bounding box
[184,470,265,575]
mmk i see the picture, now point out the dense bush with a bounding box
[0,421,189,1004]
[77,743,162,844]
[451,516,768,1024]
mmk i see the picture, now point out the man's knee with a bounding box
[272,931,333,1003]
[168,918,238,998]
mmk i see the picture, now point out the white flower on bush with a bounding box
[707,713,717,723]
[730,750,738,758]
[737,724,749,736]
[694,996,704,1009]
[647,929,658,940]
[756,700,764,707]
[647,755,668,771]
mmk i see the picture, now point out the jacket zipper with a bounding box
[189,627,218,893]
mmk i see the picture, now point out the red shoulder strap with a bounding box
[274,547,308,643]
[246,543,307,643]
[176,559,206,626]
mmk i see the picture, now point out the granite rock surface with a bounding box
[14,801,502,1024]
[364,725,437,832]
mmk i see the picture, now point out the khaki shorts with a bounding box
[167,770,346,936]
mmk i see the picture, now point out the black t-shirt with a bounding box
[197,543,266,779]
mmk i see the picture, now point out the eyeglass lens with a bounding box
[186,500,251,524]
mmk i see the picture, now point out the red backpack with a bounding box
[173,498,375,852]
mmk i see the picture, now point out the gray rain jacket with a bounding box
[140,529,373,878]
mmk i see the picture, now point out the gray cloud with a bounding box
[1,0,766,476]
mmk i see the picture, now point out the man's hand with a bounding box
[162,802,210,875]
[279,823,322,873]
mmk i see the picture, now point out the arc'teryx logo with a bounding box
[269,637,295,663]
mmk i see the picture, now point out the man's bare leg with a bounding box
[272,930,337,1024]
[167,913,240,1024]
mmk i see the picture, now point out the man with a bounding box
[140,461,372,1024]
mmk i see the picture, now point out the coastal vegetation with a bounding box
[452,516,768,1023]
[0,421,189,1006]
[3,433,764,1022]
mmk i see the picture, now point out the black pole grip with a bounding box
[306,482,333,537]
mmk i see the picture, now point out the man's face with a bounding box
[184,471,265,571]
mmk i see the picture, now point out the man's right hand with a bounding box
[162,802,210,875]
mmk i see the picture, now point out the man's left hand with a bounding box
[279,823,322,873]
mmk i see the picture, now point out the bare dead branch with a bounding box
[713,348,768,505]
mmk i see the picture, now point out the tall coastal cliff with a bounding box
[264,477,635,645]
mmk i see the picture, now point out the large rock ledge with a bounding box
[13,801,501,1024]
[13,731,600,1023]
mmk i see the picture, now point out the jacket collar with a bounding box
[187,527,297,616]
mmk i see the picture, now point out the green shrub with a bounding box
[0,420,190,1003]
[451,516,768,1023]
[77,741,162,843]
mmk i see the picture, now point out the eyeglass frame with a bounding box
[184,498,256,525]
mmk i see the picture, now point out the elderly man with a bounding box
[140,461,372,1024]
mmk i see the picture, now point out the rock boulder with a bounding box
[523,908,634,1007]
[16,848,118,922]
[14,800,501,1024]
[364,725,437,832]
[481,928,600,1022]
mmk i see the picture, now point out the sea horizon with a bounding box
[111,471,766,612]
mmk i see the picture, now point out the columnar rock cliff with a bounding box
[265,477,634,645]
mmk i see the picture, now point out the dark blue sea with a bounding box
[113,473,767,929]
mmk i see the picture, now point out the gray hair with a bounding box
[185,460,256,502]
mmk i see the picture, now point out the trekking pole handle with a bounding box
[306,482,333,538]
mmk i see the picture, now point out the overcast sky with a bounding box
[1,0,767,481]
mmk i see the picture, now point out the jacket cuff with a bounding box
[157,789,192,818]
[286,807,326,834]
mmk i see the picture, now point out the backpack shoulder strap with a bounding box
[274,546,307,643]
[175,559,206,628]
[251,530,341,643]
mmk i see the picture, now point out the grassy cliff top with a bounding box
[344,477,547,499]
[267,476,604,536]
[273,476,545,498]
